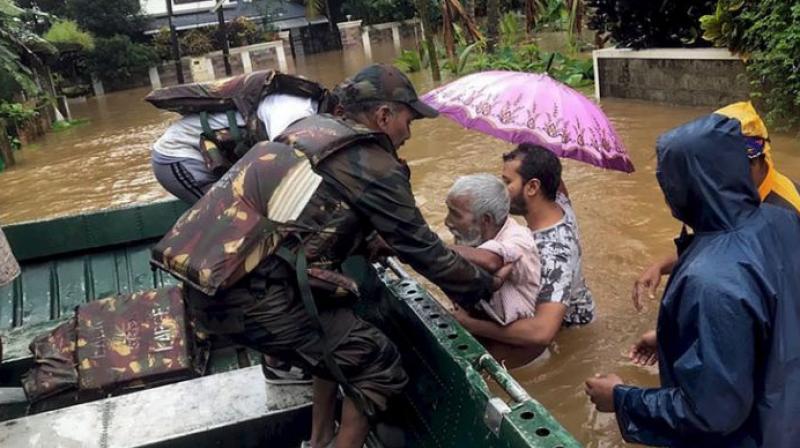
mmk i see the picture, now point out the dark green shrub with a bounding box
[586,0,716,49]
[701,0,800,130]
[87,35,158,82]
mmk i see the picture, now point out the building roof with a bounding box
[144,0,324,34]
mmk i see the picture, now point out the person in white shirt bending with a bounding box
[147,71,335,203]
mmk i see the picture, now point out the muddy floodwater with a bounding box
[1,40,798,447]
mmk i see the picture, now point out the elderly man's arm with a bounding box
[454,302,566,347]
[450,245,504,273]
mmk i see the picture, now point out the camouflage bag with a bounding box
[151,115,387,296]
[146,70,331,175]
[145,70,329,121]
[20,318,79,403]
[75,286,205,393]
[21,286,207,406]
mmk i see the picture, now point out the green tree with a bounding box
[180,29,214,57]
[44,20,94,52]
[87,35,157,81]
[66,0,146,39]
[701,0,800,130]
[0,0,41,95]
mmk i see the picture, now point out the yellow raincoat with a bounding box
[715,102,800,213]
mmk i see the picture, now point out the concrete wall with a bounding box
[209,52,246,78]
[594,48,750,107]
[158,60,195,87]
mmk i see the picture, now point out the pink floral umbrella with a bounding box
[420,70,634,173]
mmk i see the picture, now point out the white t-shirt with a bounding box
[152,93,318,162]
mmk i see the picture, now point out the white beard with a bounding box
[452,228,483,248]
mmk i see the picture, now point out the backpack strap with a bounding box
[225,110,241,142]
[199,111,214,140]
[274,242,373,417]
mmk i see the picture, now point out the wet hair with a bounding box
[448,173,510,225]
[502,143,561,202]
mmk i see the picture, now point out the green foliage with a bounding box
[225,17,264,48]
[0,101,38,128]
[441,41,481,76]
[87,35,157,82]
[587,0,716,49]
[153,19,268,62]
[701,0,800,130]
[65,0,146,39]
[180,29,214,57]
[536,0,568,30]
[0,0,39,95]
[395,49,425,73]
[499,12,523,48]
[699,0,747,48]
[51,117,89,132]
[152,28,174,61]
[44,20,94,51]
[457,44,593,87]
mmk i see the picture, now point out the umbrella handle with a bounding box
[545,53,556,75]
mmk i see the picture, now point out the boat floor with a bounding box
[0,366,313,448]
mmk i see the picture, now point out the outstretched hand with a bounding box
[585,373,623,413]
[628,330,658,366]
[632,263,662,311]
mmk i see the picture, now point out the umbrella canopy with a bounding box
[420,71,634,173]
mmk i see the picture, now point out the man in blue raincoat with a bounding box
[584,111,800,446]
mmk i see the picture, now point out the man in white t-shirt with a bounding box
[151,93,319,203]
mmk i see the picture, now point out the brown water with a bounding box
[1,41,799,447]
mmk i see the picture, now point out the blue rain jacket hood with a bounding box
[613,113,800,447]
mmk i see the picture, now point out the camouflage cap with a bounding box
[338,63,439,119]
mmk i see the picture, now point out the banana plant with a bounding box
[0,0,40,95]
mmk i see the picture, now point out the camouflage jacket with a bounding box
[274,114,493,306]
[153,114,492,306]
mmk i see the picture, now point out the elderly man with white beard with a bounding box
[444,173,542,364]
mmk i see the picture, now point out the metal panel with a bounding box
[0,200,188,332]
[0,241,172,332]
[0,366,312,448]
[3,200,188,262]
[353,258,580,448]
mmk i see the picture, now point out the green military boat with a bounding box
[0,201,580,448]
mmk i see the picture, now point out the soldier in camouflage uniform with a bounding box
[157,64,495,448]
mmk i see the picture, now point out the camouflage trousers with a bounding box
[185,263,407,414]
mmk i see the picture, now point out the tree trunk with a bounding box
[0,120,15,169]
[465,0,475,22]
[415,0,441,81]
[442,0,456,61]
[486,0,500,53]
[448,0,483,41]
[524,0,536,34]
[324,0,334,32]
